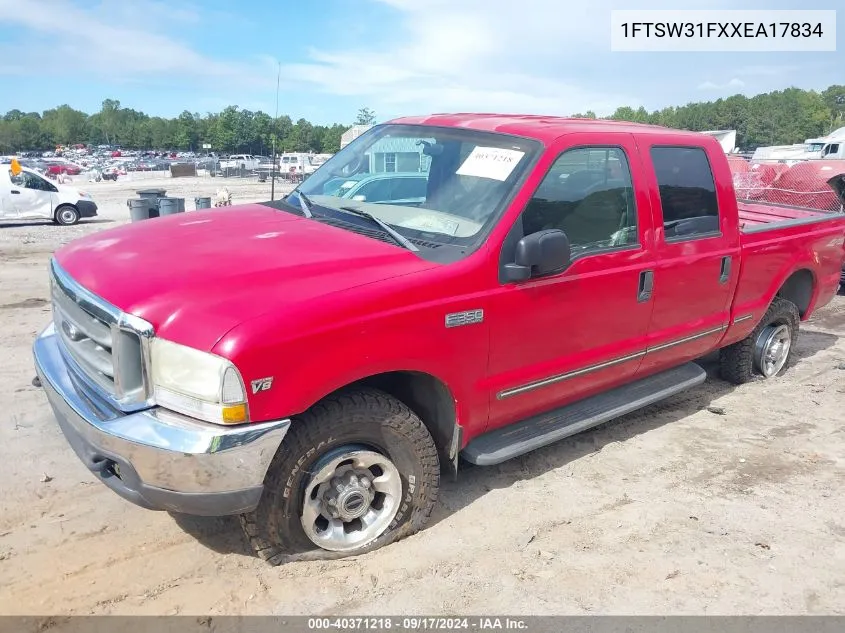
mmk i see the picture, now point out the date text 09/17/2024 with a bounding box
[307,617,528,630]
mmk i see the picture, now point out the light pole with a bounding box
[270,61,281,201]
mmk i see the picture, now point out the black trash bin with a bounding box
[194,196,212,209]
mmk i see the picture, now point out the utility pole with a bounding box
[271,61,281,201]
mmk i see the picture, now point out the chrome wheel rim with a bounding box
[59,209,76,224]
[300,447,402,552]
[754,323,791,378]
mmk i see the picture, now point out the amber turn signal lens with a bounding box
[221,403,248,424]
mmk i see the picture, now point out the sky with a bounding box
[0,0,841,125]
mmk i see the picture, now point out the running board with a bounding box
[462,362,707,466]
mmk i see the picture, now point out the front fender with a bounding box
[216,298,492,441]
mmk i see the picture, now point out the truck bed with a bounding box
[738,199,845,233]
[733,201,845,327]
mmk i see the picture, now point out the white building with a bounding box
[339,124,430,173]
[340,125,373,149]
[701,130,738,154]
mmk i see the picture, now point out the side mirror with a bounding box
[503,229,571,282]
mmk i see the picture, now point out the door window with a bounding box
[522,146,638,254]
[355,178,395,202]
[650,146,720,241]
[392,177,427,199]
[9,170,55,192]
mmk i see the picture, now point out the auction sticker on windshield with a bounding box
[456,147,525,181]
[402,214,460,235]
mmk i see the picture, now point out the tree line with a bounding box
[1,86,843,155]
[583,84,845,150]
[0,102,378,156]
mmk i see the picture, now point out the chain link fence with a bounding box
[727,156,845,213]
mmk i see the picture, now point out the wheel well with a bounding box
[344,371,458,464]
[776,269,814,317]
[54,203,78,215]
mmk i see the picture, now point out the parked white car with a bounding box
[0,165,97,225]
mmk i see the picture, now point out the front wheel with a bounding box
[241,388,440,564]
[54,205,80,226]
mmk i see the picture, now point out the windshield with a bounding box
[290,124,540,243]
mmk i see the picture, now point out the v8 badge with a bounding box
[250,377,274,394]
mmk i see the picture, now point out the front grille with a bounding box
[49,259,154,411]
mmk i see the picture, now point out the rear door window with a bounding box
[650,146,720,241]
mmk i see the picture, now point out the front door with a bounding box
[7,170,55,219]
[486,134,657,431]
[636,143,741,374]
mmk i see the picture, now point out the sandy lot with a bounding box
[0,176,843,615]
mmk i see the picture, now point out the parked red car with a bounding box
[45,162,81,176]
[33,115,845,563]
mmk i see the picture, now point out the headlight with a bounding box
[151,338,248,425]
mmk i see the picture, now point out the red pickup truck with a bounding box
[33,115,845,563]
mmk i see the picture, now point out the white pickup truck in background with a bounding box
[219,154,260,170]
[0,164,98,225]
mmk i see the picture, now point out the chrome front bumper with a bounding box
[33,323,290,516]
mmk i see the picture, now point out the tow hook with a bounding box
[32,376,42,388]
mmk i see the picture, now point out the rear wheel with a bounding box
[719,296,799,384]
[241,388,440,564]
[54,205,80,226]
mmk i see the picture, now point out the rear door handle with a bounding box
[10,190,20,194]
[719,256,732,284]
[637,270,654,303]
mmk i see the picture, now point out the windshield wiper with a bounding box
[338,206,419,252]
[287,189,313,218]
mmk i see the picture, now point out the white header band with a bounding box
[610,10,836,52]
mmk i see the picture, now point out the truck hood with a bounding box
[55,204,437,351]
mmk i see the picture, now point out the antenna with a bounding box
[270,60,281,201]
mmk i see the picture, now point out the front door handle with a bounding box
[719,256,732,284]
[637,270,654,303]
[10,190,20,194]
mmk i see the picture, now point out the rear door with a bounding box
[636,142,741,374]
[0,179,17,219]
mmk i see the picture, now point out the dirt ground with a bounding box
[0,175,843,615]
